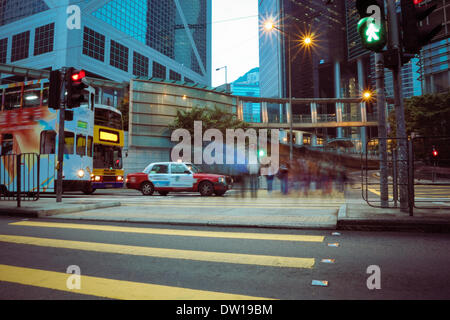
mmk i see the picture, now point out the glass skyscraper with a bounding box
[0,0,212,85]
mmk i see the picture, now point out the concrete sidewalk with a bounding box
[0,198,121,218]
[1,190,450,232]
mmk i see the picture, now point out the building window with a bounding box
[0,38,7,63]
[1,133,13,155]
[34,23,54,56]
[11,31,30,62]
[40,130,56,154]
[152,61,166,79]
[169,70,181,81]
[133,51,149,77]
[110,40,128,72]
[82,27,105,62]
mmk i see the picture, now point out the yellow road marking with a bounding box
[0,264,271,300]
[0,235,315,269]
[367,188,393,199]
[10,221,325,243]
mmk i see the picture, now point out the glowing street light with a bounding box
[363,90,373,100]
[303,36,312,46]
[264,21,274,31]
[262,19,316,160]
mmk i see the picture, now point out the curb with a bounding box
[40,216,338,231]
[0,201,122,218]
[337,217,450,233]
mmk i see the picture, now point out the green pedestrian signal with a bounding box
[357,16,386,52]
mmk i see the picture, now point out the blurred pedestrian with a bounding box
[278,161,289,195]
[247,161,260,198]
[265,160,275,194]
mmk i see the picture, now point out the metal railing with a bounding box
[361,136,450,215]
[0,153,40,207]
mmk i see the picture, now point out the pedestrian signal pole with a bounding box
[356,0,389,207]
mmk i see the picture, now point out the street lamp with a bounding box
[216,66,228,91]
[263,20,314,160]
[362,90,373,101]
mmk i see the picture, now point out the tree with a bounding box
[388,91,450,138]
[388,92,450,167]
[118,95,129,132]
[168,105,249,134]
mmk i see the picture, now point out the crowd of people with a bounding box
[238,156,350,197]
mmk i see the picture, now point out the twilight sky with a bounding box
[211,0,259,87]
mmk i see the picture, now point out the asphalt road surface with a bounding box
[1,217,449,301]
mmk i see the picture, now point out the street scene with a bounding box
[0,0,450,307]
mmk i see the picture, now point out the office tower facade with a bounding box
[418,0,449,94]
[230,67,261,123]
[0,0,212,85]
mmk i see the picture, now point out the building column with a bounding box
[335,61,343,138]
[279,130,287,143]
[261,102,268,123]
[310,102,317,123]
[358,57,367,153]
[311,132,317,147]
[295,131,303,146]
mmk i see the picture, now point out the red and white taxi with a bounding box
[125,162,233,196]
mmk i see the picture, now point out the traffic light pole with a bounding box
[386,0,409,213]
[56,68,67,203]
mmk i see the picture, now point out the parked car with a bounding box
[125,162,233,196]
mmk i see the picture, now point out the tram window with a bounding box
[4,92,21,110]
[40,130,56,154]
[1,133,13,155]
[23,89,41,108]
[76,135,86,156]
[64,132,74,154]
[42,88,49,105]
[87,136,93,157]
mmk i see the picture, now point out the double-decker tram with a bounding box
[82,104,124,194]
[0,79,94,195]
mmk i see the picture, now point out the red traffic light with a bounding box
[71,70,86,81]
[432,149,438,157]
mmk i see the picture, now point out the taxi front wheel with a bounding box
[141,181,154,196]
[199,181,214,196]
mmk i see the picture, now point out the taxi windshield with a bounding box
[186,163,200,173]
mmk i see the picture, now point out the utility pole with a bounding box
[375,52,389,208]
[386,0,409,212]
[288,33,293,161]
[56,68,67,203]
